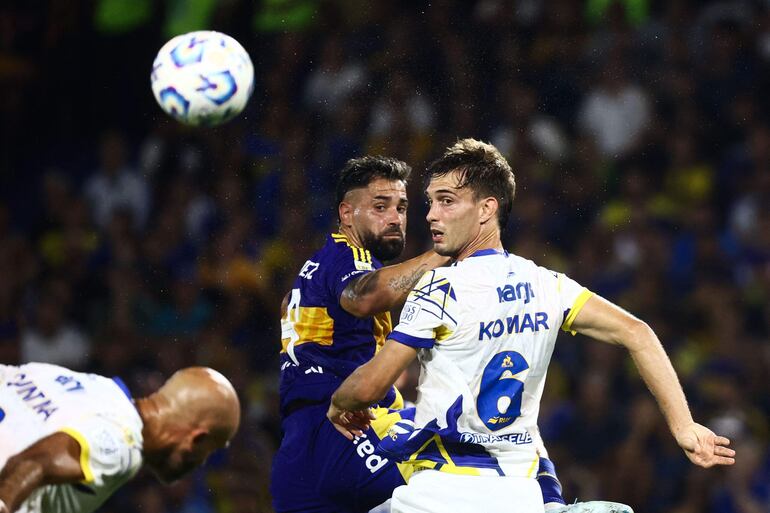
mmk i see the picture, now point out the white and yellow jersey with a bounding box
[387,249,591,478]
[0,363,143,513]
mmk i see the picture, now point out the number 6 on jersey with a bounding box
[477,351,529,431]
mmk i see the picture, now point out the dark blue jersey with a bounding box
[278,233,392,415]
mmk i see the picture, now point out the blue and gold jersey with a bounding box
[278,233,393,415]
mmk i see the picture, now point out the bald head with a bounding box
[157,367,241,439]
[139,367,241,483]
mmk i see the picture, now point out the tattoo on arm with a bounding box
[343,271,382,303]
[387,264,428,293]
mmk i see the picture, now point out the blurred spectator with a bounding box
[20,279,91,369]
[577,50,652,158]
[303,35,367,115]
[84,130,151,231]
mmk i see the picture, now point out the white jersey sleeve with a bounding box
[389,269,460,349]
[550,270,594,335]
[59,415,141,487]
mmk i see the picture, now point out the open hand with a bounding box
[675,422,736,468]
[327,403,375,440]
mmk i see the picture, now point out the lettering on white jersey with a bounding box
[496,282,535,304]
[55,374,86,392]
[478,312,550,340]
[7,373,59,421]
[459,431,532,445]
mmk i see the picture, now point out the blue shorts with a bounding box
[270,402,407,513]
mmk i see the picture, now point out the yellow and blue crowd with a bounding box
[0,1,768,512]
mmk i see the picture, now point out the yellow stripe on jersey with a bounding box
[434,325,453,344]
[280,306,334,352]
[525,454,540,478]
[331,233,372,269]
[373,312,392,351]
[59,427,95,483]
[406,434,483,477]
[369,404,415,482]
[561,289,594,335]
[434,437,481,476]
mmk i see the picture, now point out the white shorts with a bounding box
[391,469,545,513]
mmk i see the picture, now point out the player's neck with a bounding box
[136,395,175,452]
[338,225,364,249]
[455,228,502,261]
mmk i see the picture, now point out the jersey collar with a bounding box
[112,376,133,401]
[468,248,507,258]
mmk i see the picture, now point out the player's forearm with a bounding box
[0,457,46,513]
[627,323,694,435]
[332,364,387,411]
[342,250,449,317]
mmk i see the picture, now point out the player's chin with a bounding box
[432,242,452,257]
[373,237,405,261]
[151,462,196,484]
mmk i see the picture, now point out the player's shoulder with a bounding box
[316,233,376,270]
[504,252,563,282]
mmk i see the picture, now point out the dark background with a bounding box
[0,1,769,512]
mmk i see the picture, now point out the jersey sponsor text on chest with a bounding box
[478,312,550,340]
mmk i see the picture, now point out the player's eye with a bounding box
[397,205,407,213]
[440,197,453,205]
[374,204,386,211]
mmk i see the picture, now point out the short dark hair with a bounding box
[426,139,516,229]
[335,156,411,205]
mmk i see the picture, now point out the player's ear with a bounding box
[479,196,498,225]
[187,428,209,449]
[339,201,353,227]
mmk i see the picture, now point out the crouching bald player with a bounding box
[0,363,240,513]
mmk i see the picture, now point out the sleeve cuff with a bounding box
[389,330,435,349]
[59,428,95,483]
[561,289,594,335]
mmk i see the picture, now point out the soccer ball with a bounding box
[151,31,254,126]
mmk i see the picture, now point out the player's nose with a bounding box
[426,202,438,223]
[386,206,403,225]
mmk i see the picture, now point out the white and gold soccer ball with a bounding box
[151,31,254,126]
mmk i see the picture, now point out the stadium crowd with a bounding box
[1,1,769,512]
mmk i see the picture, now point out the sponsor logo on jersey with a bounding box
[355,260,373,271]
[459,431,532,445]
[497,282,535,304]
[478,312,549,340]
[352,433,389,473]
[400,302,421,324]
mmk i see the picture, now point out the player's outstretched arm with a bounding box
[328,339,418,439]
[340,251,450,317]
[0,432,85,512]
[570,294,736,468]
